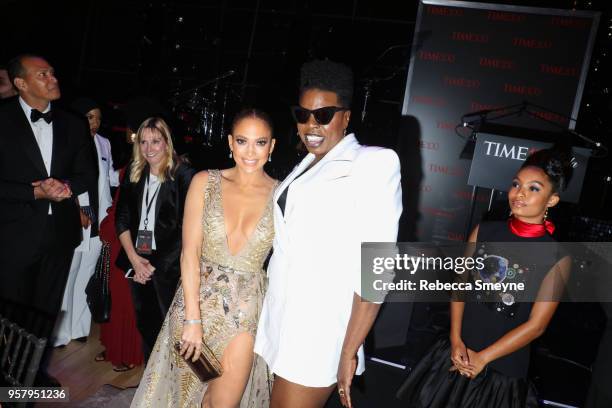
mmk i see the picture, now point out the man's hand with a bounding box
[33,178,72,201]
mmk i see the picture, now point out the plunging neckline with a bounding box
[218,173,275,258]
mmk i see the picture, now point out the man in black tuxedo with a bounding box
[0,54,97,383]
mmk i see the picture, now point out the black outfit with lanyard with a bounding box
[115,162,195,361]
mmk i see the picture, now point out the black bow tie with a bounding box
[30,109,53,124]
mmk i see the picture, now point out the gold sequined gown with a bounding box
[131,170,276,408]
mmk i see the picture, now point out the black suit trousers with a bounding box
[0,215,74,340]
[128,252,180,362]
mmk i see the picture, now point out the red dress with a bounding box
[98,168,144,366]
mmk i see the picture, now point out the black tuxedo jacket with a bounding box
[115,162,195,283]
[0,98,98,264]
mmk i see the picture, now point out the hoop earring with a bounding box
[229,150,233,159]
[268,152,272,162]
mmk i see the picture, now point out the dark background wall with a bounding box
[1,0,611,230]
[402,1,600,242]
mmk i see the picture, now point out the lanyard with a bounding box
[143,172,161,230]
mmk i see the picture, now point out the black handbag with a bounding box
[86,241,112,323]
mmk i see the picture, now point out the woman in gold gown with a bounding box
[131,109,277,407]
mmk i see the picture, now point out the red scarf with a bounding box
[508,216,555,237]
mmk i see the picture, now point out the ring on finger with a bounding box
[338,388,345,396]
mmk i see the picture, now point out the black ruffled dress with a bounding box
[397,220,564,408]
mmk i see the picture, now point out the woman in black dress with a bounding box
[398,147,573,407]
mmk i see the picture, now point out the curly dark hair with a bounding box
[521,146,574,193]
[231,108,274,135]
[299,59,354,108]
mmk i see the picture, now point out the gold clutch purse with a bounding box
[174,341,223,383]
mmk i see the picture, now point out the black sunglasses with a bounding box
[291,105,349,125]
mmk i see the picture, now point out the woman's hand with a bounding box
[337,353,358,408]
[450,337,470,371]
[463,349,488,379]
[180,322,203,362]
[130,254,155,284]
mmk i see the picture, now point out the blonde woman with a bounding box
[115,117,195,361]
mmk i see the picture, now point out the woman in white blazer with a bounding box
[254,60,402,408]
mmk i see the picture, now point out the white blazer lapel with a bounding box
[282,135,360,221]
[307,134,359,181]
[318,159,352,180]
[275,154,314,219]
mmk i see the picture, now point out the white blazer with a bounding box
[77,133,120,250]
[93,133,120,223]
[254,134,402,387]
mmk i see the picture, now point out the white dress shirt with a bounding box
[93,133,120,219]
[19,97,53,214]
[254,134,403,387]
[76,133,120,251]
[77,133,120,221]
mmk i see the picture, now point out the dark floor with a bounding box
[322,325,600,408]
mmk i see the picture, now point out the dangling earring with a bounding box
[268,152,272,162]
[343,128,347,137]
[509,210,513,218]
[229,150,233,159]
[543,207,548,222]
